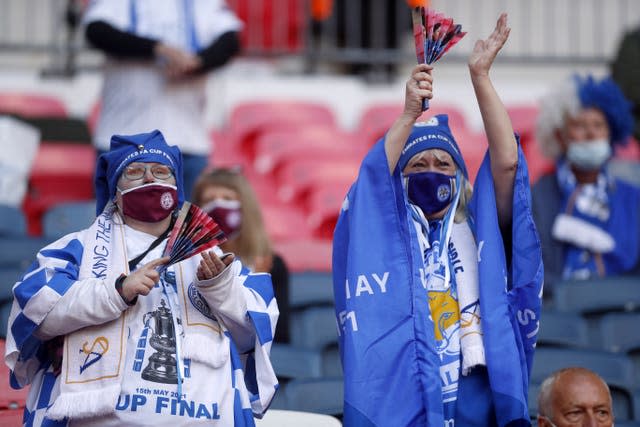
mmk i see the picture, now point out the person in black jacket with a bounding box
[83,0,242,199]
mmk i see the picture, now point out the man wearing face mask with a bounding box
[332,14,543,426]
[532,75,640,296]
[4,130,279,426]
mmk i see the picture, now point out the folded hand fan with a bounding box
[412,6,466,110]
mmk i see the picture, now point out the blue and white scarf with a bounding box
[332,138,543,427]
[554,160,640,279]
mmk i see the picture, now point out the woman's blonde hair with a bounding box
[192,168,272,267]
[454,176,473,223]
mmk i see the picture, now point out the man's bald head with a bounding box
[537,367,613,427]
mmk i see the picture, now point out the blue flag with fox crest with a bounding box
[332,137,543,426]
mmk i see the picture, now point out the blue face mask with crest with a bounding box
[407,171,455,216]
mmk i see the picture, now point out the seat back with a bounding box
[42,200,96,239]
[289,271,334,308]
[0,92,67,118]
[0,339,29,410]
[290,305,338,350]
[553,277,640,315]
[531,347,636,391]
[597,311,640,383]
[280,378,344,416]
[255,409,342,426]
[0,205,27,237]
[273,239,332,273]
[537,309,590,348]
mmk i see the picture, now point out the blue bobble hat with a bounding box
[574,75,633,146]
[94,129,184,215]
[398,114,468,178]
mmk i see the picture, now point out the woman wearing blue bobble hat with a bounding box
[533,74,640,294]
[333,13,543,426]
[5,130,279,426]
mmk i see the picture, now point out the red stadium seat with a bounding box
[22,143,96,235]
[253,127,363,177]
[261,202,312,243]
[452,130,489,184]
[209,129,248,169]
[226,100,337,159]
[0,340,28,411]
[273,238,332,272]
[0,408,23,425]
[355,102,469,149]
[507,103,539,142]
[306,181,351,240]
[227,0,305,53]
[614,137,640,161]
[275,158,359,206]
[0,92,67,118]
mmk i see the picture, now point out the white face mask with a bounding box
[566,139,611,171]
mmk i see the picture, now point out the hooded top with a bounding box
[94,129,185,215]
[398,114,468,179]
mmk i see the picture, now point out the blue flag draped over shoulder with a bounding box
[332,138,543,427]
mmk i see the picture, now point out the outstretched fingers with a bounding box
[489,13,510,51]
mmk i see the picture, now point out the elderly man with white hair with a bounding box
[532,74,640,296]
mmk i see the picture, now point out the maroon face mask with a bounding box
[119,183,178,222]
[201,199,242,239]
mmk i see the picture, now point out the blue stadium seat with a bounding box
[531,347,635,391]
[270,343,324,379]
[321,344,342,377]
[0,301,12,339]
[280,378,343,416]
[0,236,50,270]
[290,305,338,350]
[598,312,640,353]
[553,276,640,315]
[42,200,96,239]
[0,204,26,237]
[0,268,22,300]
[537,309,591,348]
[596,312,640,386]
[289,272,334,308]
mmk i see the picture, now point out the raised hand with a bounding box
[468,12,510,77]
[121,256,170,302]
[403,63,434,121]
[197,251,235,281]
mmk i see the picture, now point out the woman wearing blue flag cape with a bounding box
[332,13,543,427]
